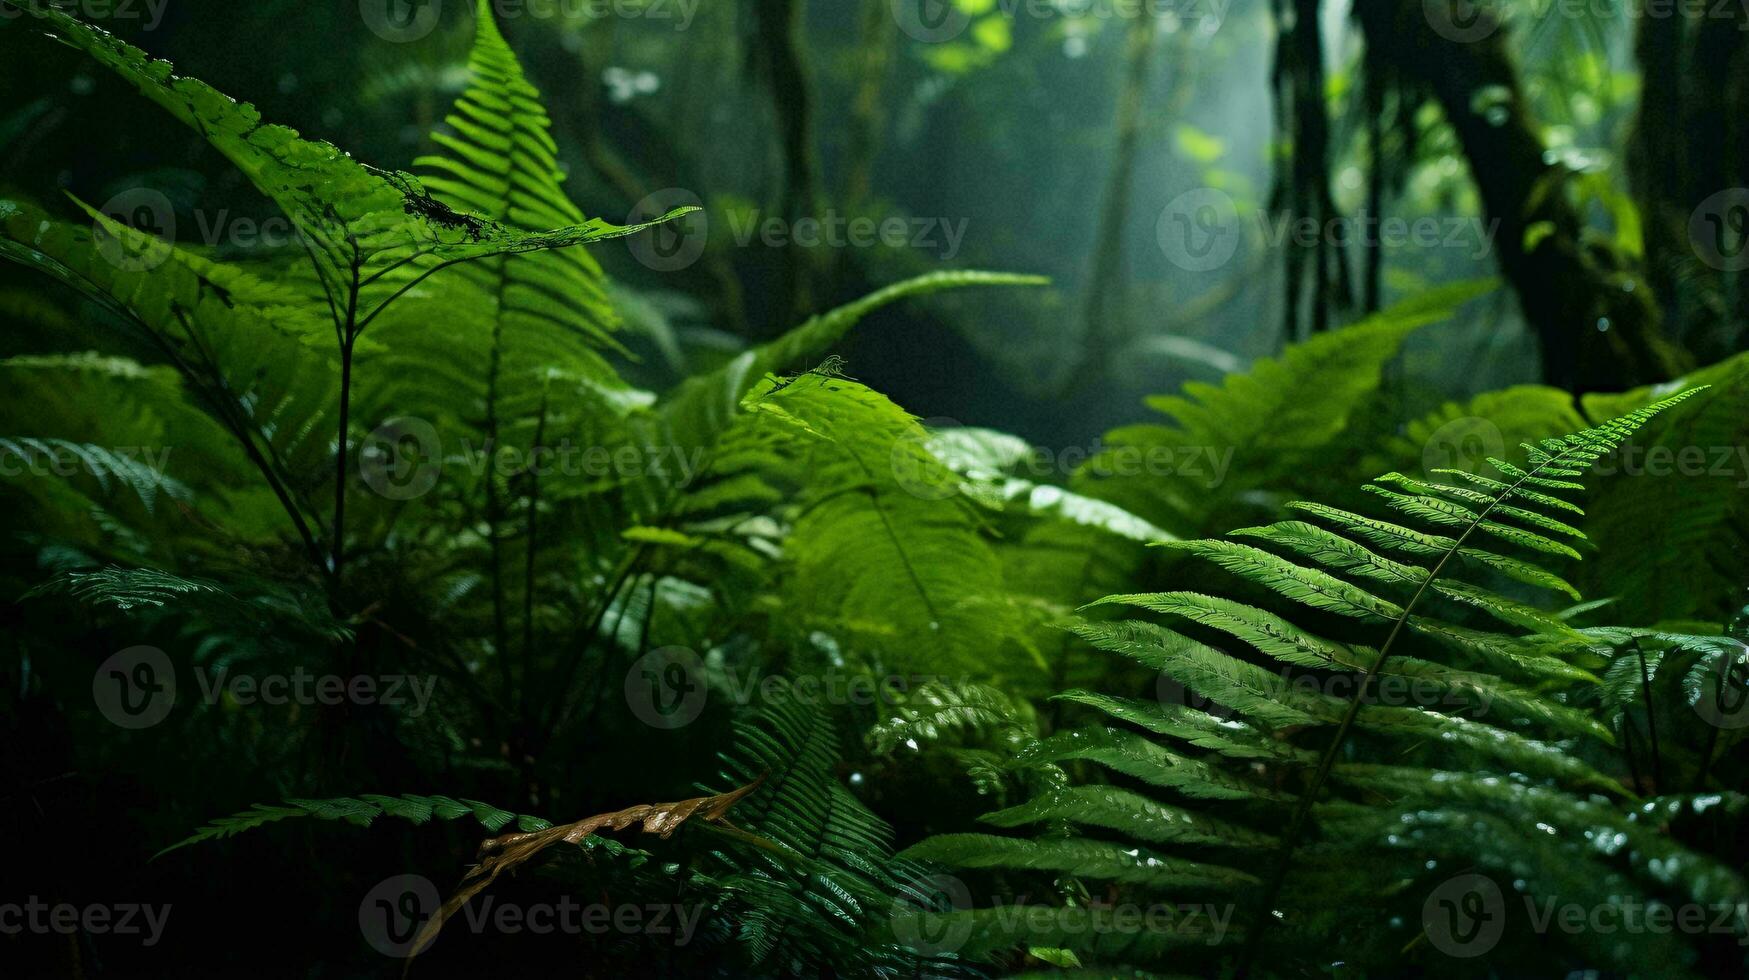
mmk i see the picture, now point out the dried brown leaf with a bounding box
[405,777,764,964]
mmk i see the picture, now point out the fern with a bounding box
[26,566,225,611]
[1072,280,1494,537]
[719,373,1026,678]
[4,1,684,324]
[903,389,1749,976]
[704,693,955,975]
[157,793,554,858]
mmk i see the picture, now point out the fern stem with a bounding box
[165,307,328,576]
[520,387,551,724]
[1234,446,1585,977]
[1621,715,1646,794]
[543,545,647,731]
[330,252,362,591]
[330,331,355,587]
[1633,639,1664,793]
[483,321,512,701]
[1695,715,1721,792]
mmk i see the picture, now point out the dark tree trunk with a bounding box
[1632,2,1749,364]
[841,0,895,213]
[1067,13,1159,392]
[747,0,824,329]
[1355,0,1690,390]
[1274,0,1352,341]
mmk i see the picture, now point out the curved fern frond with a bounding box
[5,0,685,329]
[157,792,552,859]
[1072,280,1493,536]
[910,389,1737,975]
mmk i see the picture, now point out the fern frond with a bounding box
[1072,281,1493,536]
[6,1,682,324]
[980,786,1277,848]
[157,793,550,859]
[900,834,1257,889]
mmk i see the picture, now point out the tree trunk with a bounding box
[1355,0,1689,390]
[747,0,824,329]
[1067,14,1160,392]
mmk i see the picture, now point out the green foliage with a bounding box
[904,390,1749,976]
[158,793,554,858]
[3,2,1744,977]
[1072,279,1495,537]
